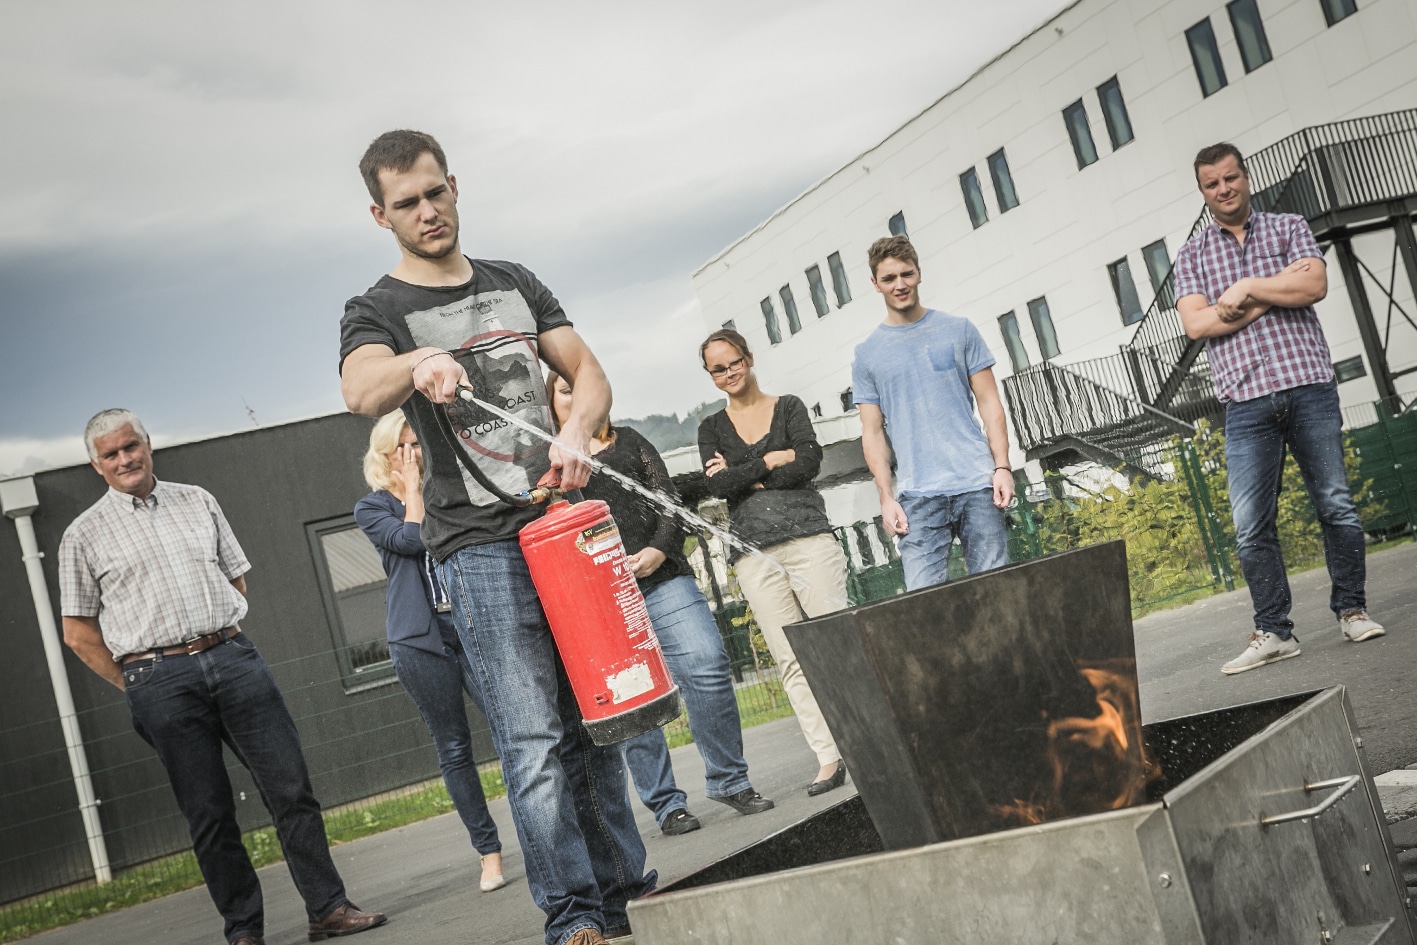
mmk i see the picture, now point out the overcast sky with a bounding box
[0,0,1062,476]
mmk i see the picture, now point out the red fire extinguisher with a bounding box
[519,498,682,746]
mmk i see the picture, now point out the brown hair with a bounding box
[698,328,752,368]
[1193,142,1248,180]
[867,235,919,278]
[359,130,449,206]
[544,371,614,444]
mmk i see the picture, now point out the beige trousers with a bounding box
[733,532,850,767]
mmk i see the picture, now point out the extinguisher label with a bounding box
[576,520,623,557]
[606,663,655,704]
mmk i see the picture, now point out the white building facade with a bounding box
[690,0,1417,524]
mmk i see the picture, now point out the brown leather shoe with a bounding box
[231,936,265,945]
[563,929,608,945]
[307,902,387,941]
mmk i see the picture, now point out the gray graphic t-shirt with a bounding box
[340,258,571,558]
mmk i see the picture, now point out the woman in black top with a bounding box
[547,373,773,835]
[696,328,850,796]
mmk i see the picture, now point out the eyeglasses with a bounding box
[706,357,747,378]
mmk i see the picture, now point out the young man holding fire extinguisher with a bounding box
[338,130,652,945]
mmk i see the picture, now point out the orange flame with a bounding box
[988,658,1159,828]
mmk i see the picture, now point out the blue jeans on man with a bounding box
[389,642,502,855]
[897,487,1011,591]
[438,539,654,945]
[1224,382,1366,639]
[123,632,347,944]
[619,575,751,826]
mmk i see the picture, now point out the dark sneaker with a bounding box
[712,787,775,815]
[1221,631,1300,675]
[660,808,701,835]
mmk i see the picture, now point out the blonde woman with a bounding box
[696,328,850,796]
[354,412,506,893]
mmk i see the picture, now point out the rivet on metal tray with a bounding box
[1157,873,1172,888]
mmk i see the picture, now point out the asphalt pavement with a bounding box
[25,541,1417,945]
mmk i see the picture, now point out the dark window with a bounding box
[839,388,854,412]
[1319,0,1357,26]
[960,168,989,228]
[805,264,831,317]
[987,149,1019,212]
[1097,77,1134,149]
[1141,239,1173,308]
[811,402,823,418]
[761,297,782,344]
[1027,297,1060,361]
[1333,355,1366,382]
[722,319,736,330]
[1227,0,1273,72]
[307,517,394,692]
[1109,258,1145,325]
[1186,19,1228,97]
[888,211,908,236]
[999,312,1030,372]
[1063,100,1098,169]
[780,285,802,335]
[828,252,852,306]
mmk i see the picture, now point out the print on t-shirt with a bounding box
[407,288,553,505]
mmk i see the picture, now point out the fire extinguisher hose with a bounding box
[429,388,537,508]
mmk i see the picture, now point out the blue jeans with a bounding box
[438,539,654,945]
[122,632,346,944]
[389,642,502,855]
[897,488,1011,591]
[620,576,751,826]
[1224,382,1365,639]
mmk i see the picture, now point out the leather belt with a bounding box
[121,626,239,665]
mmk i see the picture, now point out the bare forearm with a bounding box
[62,617,124,689]
[1242,266,1326,308]
[861,427,895,501]
[342,345,431,417]
[1181,299,1269,339]
[980,400,1010,467]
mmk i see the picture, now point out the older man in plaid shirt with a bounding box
[59,409,386,945]
[1175,142,1386,676]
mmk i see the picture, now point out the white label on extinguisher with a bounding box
[607,663,654,704]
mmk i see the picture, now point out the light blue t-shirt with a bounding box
[851,309,996,497]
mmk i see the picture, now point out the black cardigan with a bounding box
[696,395,832,561]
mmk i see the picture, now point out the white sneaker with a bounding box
[1339,609,1386,643]
[1221,631,1301,675]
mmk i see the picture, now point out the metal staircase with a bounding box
[1004,108,1417,474]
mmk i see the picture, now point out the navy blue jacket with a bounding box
[353,490,457,655]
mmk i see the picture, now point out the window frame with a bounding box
[1185,18,1229,97]
[805,264,831,317]
[1063,100,1099,169]
[1141,239,1174,310]
[780,284,802,335]
[827,252,853,307]
[987,149,1020,212]
[960,168,989,229]
[1333,355,1366,383]
[1319,0,1357,27]
[1097,77,1134,150]
[760,297,783,344]
[998,311,1031,372]
[1108,257,1146,326]
[888,211,908,237]
[306,515,397,694]
[1227,0,1273,73]
[1027,296,1061,361]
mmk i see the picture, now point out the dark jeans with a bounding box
[439,539,654,945]
[1224,382,1366,639]
[123,632,345,944]
[390,642,502,855]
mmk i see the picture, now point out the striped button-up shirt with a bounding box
[59,479,251,659]
[1172,211,1334,402]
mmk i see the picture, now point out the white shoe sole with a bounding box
[1344,627,1386,643]
[1221,646,1301,675]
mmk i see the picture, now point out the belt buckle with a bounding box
[182,632,210,656]
[435,602,452,613]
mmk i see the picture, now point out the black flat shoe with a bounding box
[807,761,847,796]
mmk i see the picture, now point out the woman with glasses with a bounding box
[354,412,506,894]
[695,328,850,797]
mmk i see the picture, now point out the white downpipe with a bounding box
[13,512,112,884]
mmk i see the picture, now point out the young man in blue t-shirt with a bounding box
[851,235,1014,591]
